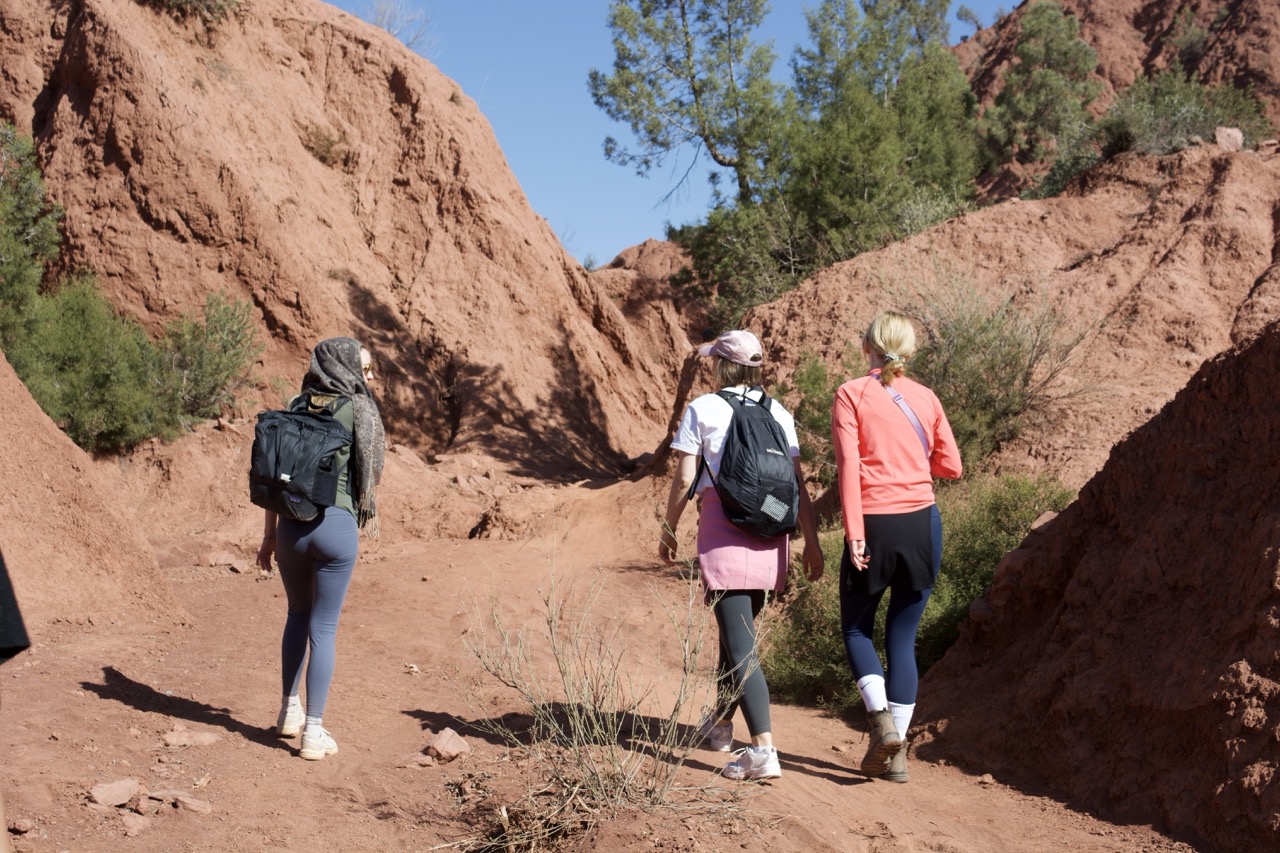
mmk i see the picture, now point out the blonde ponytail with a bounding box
[864,311,916,386]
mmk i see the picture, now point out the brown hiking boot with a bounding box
[884,739,908,783]
[860,709,903,777]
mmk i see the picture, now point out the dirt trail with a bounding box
[3,534,1198,852]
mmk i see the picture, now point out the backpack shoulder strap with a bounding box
[686,389,747,500]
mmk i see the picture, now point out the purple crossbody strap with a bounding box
[881,382,930,460]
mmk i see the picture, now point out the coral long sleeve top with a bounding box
[832,374,963,543]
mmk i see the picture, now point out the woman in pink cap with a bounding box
[659,330,824,781]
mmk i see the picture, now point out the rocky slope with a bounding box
[747,143,1280,490]
[958,0,1280,124]
[0,0,675,478]
[915,319,1280,851]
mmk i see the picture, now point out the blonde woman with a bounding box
[660,330,824,781]
[831,311,962,782]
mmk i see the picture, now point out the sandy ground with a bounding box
[2,534,1203,852]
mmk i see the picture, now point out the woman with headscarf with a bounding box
[256,337,385,761]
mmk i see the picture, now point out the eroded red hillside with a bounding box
[0,0,675,479]
[914,320,1280,851]
[958,0,1280,124]
[748,144,1280,490]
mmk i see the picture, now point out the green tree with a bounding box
[791,0,949,108]
[0,122,62,350]
[892,43,978,196]
[982,1,1099,164]
[956,4,982,34]
[660,1,981,327]
[588,0,784,205]
[784,80,907,259]
[784,3,973,260]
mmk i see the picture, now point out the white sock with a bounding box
[857,675,888,712]
[304,715,323,733]
[283,695,301,710]
[888,701,915,738]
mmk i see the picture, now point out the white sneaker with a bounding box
[299,727,338,760]
[696,715,733,752]
[722,745,781,781]
[276,703,304,738]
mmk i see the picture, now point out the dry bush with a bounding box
[459,569,752,850]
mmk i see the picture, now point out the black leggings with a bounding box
[712,589,771,737]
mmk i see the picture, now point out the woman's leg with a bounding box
[713,590,771,743]
[275,519,314,700]
[884,505,941,740]
[841,579,889,705]
[883,584,931,706]
[300,509,358,719]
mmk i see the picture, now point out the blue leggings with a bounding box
[840,508,942,705]
[276,507,358,717]
[712,590,771,737]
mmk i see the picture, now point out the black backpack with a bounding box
[690,388,799,539]
[249,395,353,522]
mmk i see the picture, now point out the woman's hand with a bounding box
[256,535,276,573]
[658,529,679,563]
[257,510,278,573]
[849,539,869,571]
[802,539,824,581]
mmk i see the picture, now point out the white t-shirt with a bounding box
[671,386,801,494]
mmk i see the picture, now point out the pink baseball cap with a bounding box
[697,330,764,366]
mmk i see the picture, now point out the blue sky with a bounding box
[327,1,1012,265]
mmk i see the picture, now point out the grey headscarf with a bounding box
[301,337,386,532]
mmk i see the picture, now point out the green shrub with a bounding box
[762,474,1073,712]
[1098,68,1272,157]
[894,185,969,237]
[915,473,1072,669]
[760,529,860,711]
[2,124,258,453]
[779,275,1093,479]
[775,354,845,489]
[1022,116,1099,199]
[1030,69,1274,198]
[14,277,181,452]
[1169,9,1209,70]
[159,292,260,422]
[910,285,1091,472]
[668,203,806,330]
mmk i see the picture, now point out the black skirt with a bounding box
[840,505,940,596]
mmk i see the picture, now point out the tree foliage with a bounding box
[1097,66,1273,157]
[629,1,977,326]
[1028,67,1275,199]
[588,0,783,205]
[0,123,62,349]
[981,1,1100,164]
